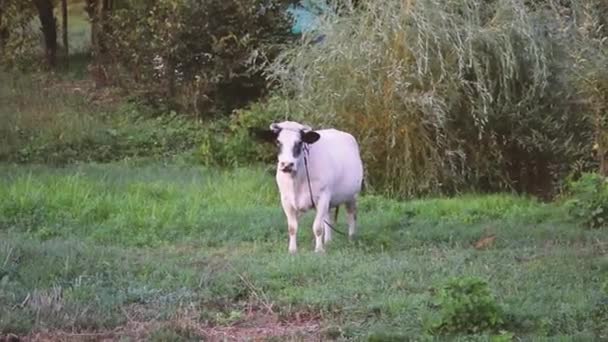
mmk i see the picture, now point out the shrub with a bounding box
[590,279,608,339]
[101,0,296,117]
[592,297,608,339]
[429,276,504,335]
[0,0,39,71]
[564,173,608,229]
[267,0,595,198]
[196,95,298,167]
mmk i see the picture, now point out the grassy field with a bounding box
[1,163,607,340]
[1,2,607,339]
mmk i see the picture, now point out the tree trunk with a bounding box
[88,0,113,56]
[0,0,9,52]
[87,0,114,87]
[62,0,68,68]
[32,0,57,68]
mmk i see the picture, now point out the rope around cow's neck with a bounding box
[303,144,347,237]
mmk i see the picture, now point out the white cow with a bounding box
[254,121,364,254]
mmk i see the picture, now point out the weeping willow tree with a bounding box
[267,0,593,198]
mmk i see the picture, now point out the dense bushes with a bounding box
[99,0,296,117]
[266,0,605,198]
[0,0,39,70]
[564,173,608,229]
[196,96,292,167]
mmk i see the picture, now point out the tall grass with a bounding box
[0,71,97,160]
[564,1,608,175]
[268,0,594,198]
[0,70,206,164]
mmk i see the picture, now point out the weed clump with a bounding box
[564,173,608,228]
[429,276,505,335]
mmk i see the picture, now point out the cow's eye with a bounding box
[292,141,303,157]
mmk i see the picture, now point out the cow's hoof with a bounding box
[315,248,325,254]
[289,248,297,255]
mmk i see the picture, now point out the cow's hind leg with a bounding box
[323,206,337,244]
[345,199,357,241]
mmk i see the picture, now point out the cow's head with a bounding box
[253,121,321,175]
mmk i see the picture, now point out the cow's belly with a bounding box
[329,169,363,206]
[329,187,359,207]
[276,168,362,212]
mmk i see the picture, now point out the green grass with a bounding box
[66,0,91,54]
[1,163,607,340]
[0,70,205,165]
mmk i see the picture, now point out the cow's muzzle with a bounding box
[279,162,295,174]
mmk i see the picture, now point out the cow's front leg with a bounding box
[286,207,299,254]
[312,193,330,253]
[281,198,300,254]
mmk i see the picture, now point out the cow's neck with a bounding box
[295,168,313,211]
[277,163,313,211]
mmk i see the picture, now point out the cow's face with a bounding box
[254,122,320,175]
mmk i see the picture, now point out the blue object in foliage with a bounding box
[287,5,319,34]
[287,0,331,35]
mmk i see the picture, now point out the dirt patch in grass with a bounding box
[10,306,322,342]
[201,307,321,341]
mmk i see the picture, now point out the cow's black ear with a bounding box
[301,131,321,144]
[250,128,278,143]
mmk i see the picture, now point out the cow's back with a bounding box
[308,129,363,205]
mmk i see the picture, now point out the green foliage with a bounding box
[0,0,39,70]
[564,173,608,228]
[590,279,608,338]
[102,0,296,116]
[429,277,505,335]
[591,297,608,339]
[3,105,205,165]
[196,96,296,167]
[0,71,205,165]
[564,1,608,174]
[267,0,597,198]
